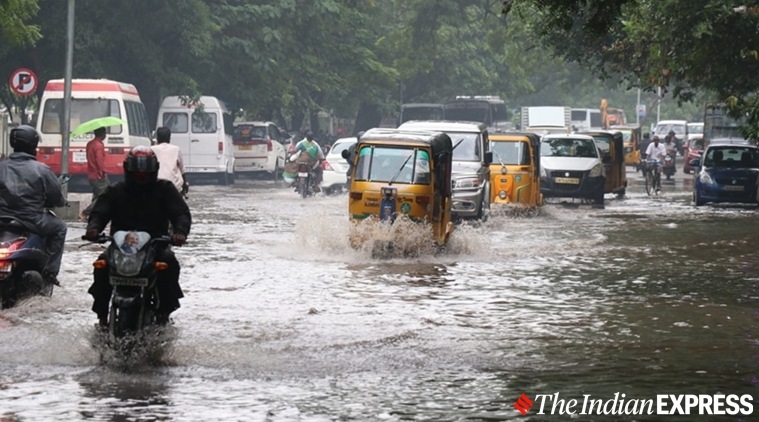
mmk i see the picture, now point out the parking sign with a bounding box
[9,68,38,96]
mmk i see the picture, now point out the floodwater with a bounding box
[1,169,758,421]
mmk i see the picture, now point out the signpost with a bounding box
[9,68,38,96]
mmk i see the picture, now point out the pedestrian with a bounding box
[151,126,188,196]
[0,125,67,285]
[80,127,109,220]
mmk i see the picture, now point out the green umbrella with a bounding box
[70,116,126,137]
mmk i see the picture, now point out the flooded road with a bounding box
[1,169,758,421]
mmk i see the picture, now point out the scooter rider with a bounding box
[0,125,67,286]
[292,130,325,190]
[83,146,191,327]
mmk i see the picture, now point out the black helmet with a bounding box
[305,130,314,141]
[123,145,159,185]
[10,125,40,155]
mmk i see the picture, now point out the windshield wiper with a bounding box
[452,138,465,151]
[492,150,504,165]
[389,154,413,185]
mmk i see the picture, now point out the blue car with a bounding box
[692,140,759,206]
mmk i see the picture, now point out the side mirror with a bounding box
[689,159,700,168]
[341,150,349,160]
[484,151,493,166]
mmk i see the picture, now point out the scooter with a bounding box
[0,216,54,309]
[663,150,677,180]
[85,230,172,344]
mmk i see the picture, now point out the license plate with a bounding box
[109,276,148,287]
[724,185,745,191]
[73,151,87,163]
[239,145,253,150]
[555,177,580,185]
[298,172,308,177]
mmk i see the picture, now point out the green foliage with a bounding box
[0,0,41,47]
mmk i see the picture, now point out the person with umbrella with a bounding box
[80,127,109,220]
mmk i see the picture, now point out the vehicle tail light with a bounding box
[93,259,108,269]
[350,191,363,200]
[0,238,24,259]
[39,147,55,155]
[416,195,430,204]
[218,142,223,154]
[322,160,333,171]
[266,136,272,152]
[108,147,124,154]
[298,163,309,172]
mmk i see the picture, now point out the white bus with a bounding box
[36,78,151,180]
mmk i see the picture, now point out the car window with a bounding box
[449,132,481,161]
[688,123,704,134]
[233,125,267,141]
[192,112,217,134]
[163,112,188,133]
[704,147,759,168]
[541,138,598,158]
[655,123,686,136]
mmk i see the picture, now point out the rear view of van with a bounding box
[157,96,236,185]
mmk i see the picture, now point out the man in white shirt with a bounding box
[645,135,666,191]
[151,127,188,196]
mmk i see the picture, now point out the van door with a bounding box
[190,109,223,166]
[161,110,192,164]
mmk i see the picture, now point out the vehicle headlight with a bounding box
[453,176,481,189]
[589,163,604,178]
[499,190,507,199]
[699,172,714,185]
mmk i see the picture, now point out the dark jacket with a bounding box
[0,152,65,224]
[86,179,191,238]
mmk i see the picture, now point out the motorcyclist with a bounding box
[83,146,191,327]
[0,125,67,285]
[291,130,325,191]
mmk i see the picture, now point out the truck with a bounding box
[520,106,571,135]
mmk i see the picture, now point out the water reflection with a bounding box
[77,370,172,421]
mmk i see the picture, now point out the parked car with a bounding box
[232,121,287,179]
[540,134,606,208]
[692,139,759,206]
[321,137,357,194]
[683,137,706,174]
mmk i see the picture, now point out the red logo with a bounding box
[514,393,534,416]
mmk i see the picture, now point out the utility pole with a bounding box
[61,0,75,197]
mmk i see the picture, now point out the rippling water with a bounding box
[1,173,758,420]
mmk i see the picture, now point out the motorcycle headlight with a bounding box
[589,163,604,178]
[113,249,147,276]
[699,171,714,185]
[498,190,507,199]
[453,176,481,189]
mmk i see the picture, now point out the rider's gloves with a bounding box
[181,182,189,196]
[83,229,99,241]
[171,233,187,246]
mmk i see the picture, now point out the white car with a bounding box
[539,134,606,208]
[232,121,287,179]
[321,137,357,193]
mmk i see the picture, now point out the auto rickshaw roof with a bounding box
[359,128,453,158]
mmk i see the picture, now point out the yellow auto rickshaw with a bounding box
[488,133,543,211]
[345,128,454,255]
[612,125,642,170]
[581,131,628,198]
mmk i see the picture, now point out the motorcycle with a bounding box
[86,230,172,343]
[0,216,54,309]
[663,149,677,180]
[295,160,320,199]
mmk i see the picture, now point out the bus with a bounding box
[443,96,511,133]
[35,78,151,181]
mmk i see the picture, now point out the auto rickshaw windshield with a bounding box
[354,146,431,184]
[491,141,529,165]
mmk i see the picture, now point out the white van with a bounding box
[570,108,603,132]
[157,96,236,185]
